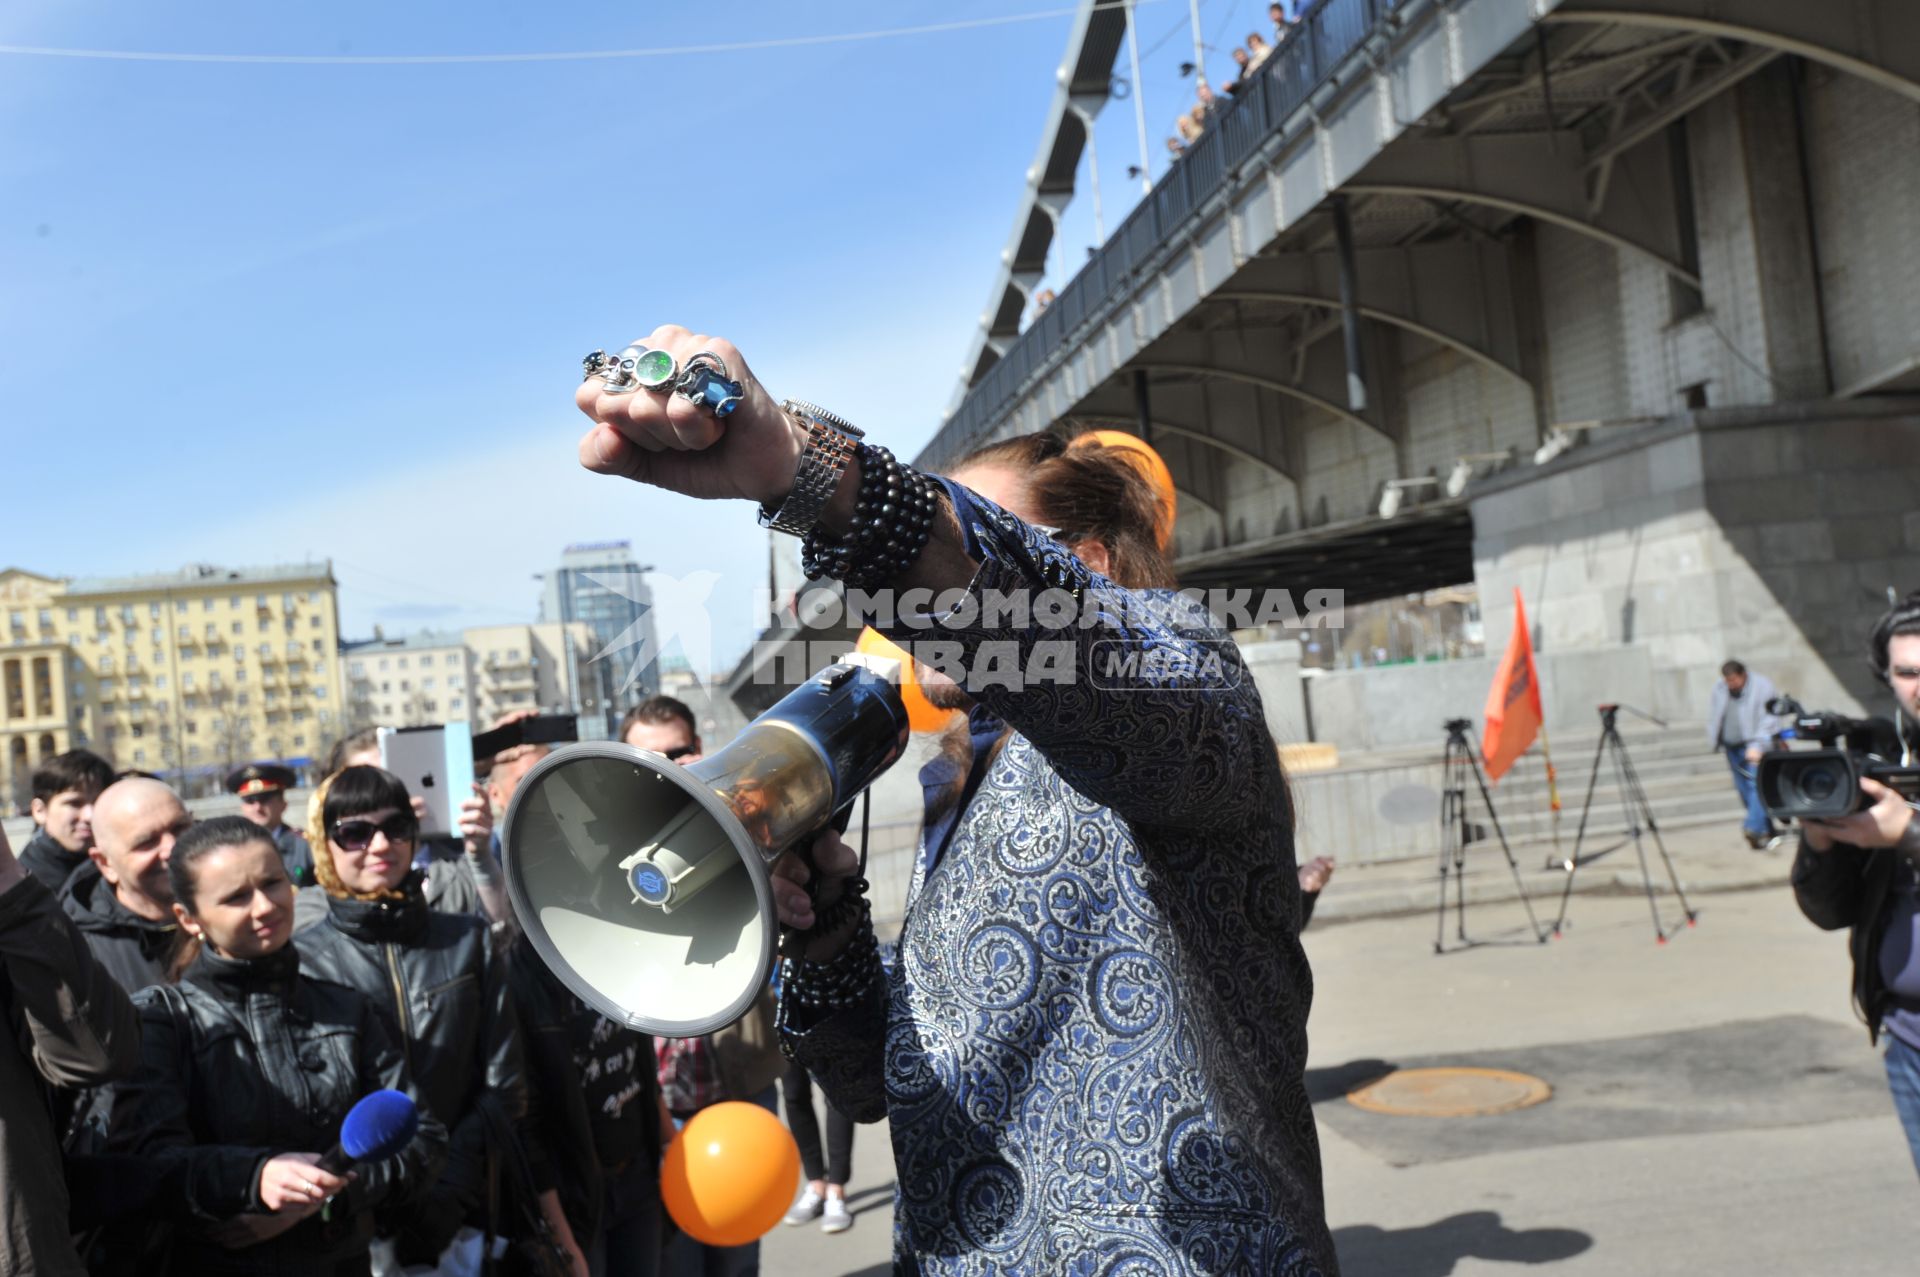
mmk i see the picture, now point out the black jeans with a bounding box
[780,1064,854,1185]
[588,1156,661,1277]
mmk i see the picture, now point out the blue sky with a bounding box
[2,0,1278,676]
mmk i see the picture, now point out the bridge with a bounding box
[913,0,1920,739]
[729,0,1920,753]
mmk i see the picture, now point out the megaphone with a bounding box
[501,654,910,1037]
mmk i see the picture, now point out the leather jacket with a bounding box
[60,862,179,996]
[17,828,89,895]
[0,873,140,1277]
[296,875,526,1234]
[108,943,447,1276]
[1793,832,1920,1044]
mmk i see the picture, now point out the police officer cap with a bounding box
[227,763,298,798]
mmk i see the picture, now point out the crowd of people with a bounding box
[1169,3,1296,158]
[1,692,863,1277]
[2,314,1365,1277]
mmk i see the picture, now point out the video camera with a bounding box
[1756,695,1920,821]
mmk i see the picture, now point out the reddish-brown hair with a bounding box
[957,432,1176,590]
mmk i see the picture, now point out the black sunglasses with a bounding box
[330,814,419,852]
[661,745,696,761]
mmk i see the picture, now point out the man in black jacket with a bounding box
[1791,589,1920,1177]
[18,750,114,893]
[0,816,142,1275]
[62,777,190,993]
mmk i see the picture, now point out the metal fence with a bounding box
[934,0,1414,462]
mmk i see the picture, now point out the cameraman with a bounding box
[1792,590,1920,1177]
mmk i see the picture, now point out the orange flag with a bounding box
[1482,588,1544,782]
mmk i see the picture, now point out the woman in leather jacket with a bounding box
[109,816,448,1277]
[296,765,538,1272]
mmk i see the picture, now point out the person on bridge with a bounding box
[573,330,1337,1275]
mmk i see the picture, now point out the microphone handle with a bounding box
[316,1145,352,1176]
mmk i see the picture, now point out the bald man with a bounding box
[59,778,190,993]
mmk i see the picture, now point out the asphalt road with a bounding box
[763,877,1920,1275]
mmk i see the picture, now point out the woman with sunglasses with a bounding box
[109,816,447,1277]
[295,765,539,1275]
[312,728,514,935]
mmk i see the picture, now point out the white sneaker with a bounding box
[821,1195,853,1235]
[783,1186,824,1227]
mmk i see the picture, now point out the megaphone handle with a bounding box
[798,801,854,913]
[779,791,874,957]
[826,790,872,879]
[851,788,872,879]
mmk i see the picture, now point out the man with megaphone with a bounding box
[571,328,1336,1276]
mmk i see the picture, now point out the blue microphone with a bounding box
[318,1090,419,1174]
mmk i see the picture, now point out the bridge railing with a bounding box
[933,0,1414,463]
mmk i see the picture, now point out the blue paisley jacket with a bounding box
[784,485,1337,1276]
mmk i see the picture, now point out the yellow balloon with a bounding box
[660,1102,801,1248]
[1074,429,1178,547]
[857,627,961,734]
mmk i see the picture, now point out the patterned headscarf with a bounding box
[306,769,411,903]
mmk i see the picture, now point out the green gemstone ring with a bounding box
[630,346,678,390]
[600,343,679,395]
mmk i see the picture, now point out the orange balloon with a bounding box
[660,1101,801,1247]
[857,627,961,734]
[1075,428,1177,547]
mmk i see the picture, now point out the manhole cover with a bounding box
[1345,1067,1551,1118]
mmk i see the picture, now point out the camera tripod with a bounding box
[1436,718,1548,954]
[1550,703,1697,943]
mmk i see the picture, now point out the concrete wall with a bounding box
[1473,422,1715,721]
[1518,73,1836,430]
[1398,341,1537,478]
[1536,223,1630,427]
[1301,646,1652,753]
[1242,638,1311,748]
[1697,407,1920,711]
[1471,402,1920,724]
[1803,64,1920,396]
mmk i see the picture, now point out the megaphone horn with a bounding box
[502,654,910,1038]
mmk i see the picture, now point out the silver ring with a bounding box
[675,351,744,417]
[300,1179,318,1196]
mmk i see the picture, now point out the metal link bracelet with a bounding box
[758,400,865,538]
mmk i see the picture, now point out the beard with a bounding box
[920,666,973,711]
[923,715,977,826]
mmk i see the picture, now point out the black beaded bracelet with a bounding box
[778,911,883,1013]
[804,443,906,580]
[776,924,883,1060]
[802,875,871,940]
[800,443,940,589]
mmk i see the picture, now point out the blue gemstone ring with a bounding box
[675,351,745,417]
